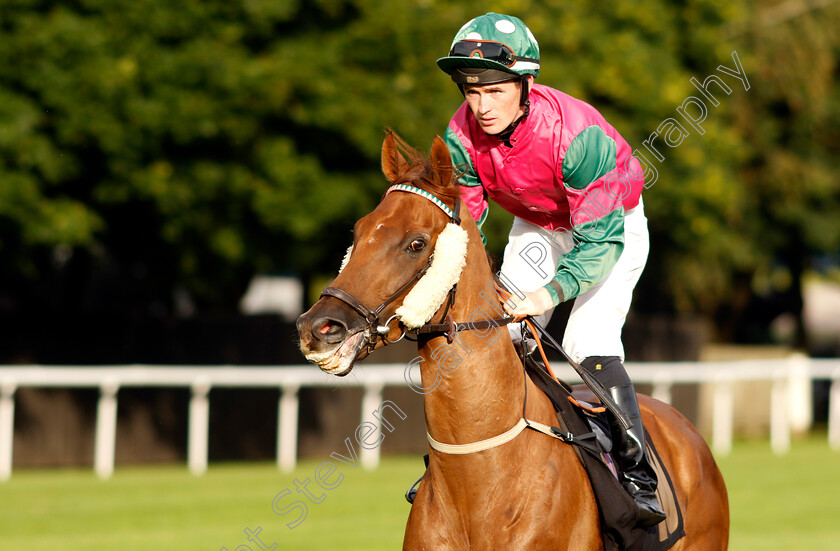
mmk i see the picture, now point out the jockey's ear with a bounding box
[381,131,409,183]
[430,135,454,189]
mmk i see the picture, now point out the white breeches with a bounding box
[500,198,649,363]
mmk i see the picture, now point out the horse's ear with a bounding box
[430,135,454,188]
[381,131,408,183]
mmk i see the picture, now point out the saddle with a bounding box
[523,354,686,551]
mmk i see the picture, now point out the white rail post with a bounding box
[830,369,840,451]
[188,379,211,476]
[94,379,119,479]
[712,376,734,456]
[278,384,300,473]
[787,353,812,434]
[0,380,16,481]
[770,371,791,455]
[651,371,673,405]
[360,382,385,471]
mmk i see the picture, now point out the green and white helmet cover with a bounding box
[437,13,540,79]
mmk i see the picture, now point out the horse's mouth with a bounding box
[304,330,368,377]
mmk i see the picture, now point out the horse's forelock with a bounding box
[385,131,460,208]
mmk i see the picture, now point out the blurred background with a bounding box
[0,0,838,549]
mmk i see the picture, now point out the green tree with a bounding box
[720,0,840,345]
[0,0,384,313]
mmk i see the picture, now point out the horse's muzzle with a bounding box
[296,300,369,376]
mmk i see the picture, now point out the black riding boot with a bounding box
[581,356,666,528]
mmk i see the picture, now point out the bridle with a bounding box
[319,254,436,350]
[319,183,513,352]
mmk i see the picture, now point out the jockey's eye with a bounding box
[408,238,426,252]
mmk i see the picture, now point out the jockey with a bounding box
[437,12,666,527]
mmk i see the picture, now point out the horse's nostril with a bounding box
[319,320,343,336]
[312,317,347,343]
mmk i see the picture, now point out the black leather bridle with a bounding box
[319,184,464,351]
[319,253,436,351]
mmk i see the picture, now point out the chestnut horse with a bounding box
[297,132,729,549]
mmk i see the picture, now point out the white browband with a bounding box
[385,184,457,219]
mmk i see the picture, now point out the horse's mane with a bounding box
[387,131,461,208]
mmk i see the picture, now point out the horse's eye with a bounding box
[408,238,426,252]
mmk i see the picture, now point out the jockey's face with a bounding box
[463,78,528,136]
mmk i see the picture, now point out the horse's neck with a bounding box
[418,223,526,445]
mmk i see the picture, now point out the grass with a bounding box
[0,435,837,550]
[716,434,840,550]
[0,457,419,551]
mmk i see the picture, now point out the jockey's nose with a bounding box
[303,315,348,345]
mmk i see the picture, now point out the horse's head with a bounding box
[296,131,468,376]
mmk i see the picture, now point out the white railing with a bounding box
[0,356,838,481]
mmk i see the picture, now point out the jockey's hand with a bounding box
[502,287,554,319]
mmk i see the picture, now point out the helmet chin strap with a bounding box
[492,99,530,146]
[519,74,530,105]
[487,77,531,144]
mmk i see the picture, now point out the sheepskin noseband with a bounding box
[335,184,469,329]
[395,222,468,328]
[335,223,468,328]
[338,245,353,274]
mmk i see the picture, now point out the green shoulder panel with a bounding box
[444,126,480,188]
[546,207,625,303]
[444,125,488,244]
[561,125,617,191]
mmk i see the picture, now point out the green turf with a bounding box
[715,434,840,550]
[0,435,837,550]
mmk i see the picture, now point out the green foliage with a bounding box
[0,0,837,323]
[736,1,840,251]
